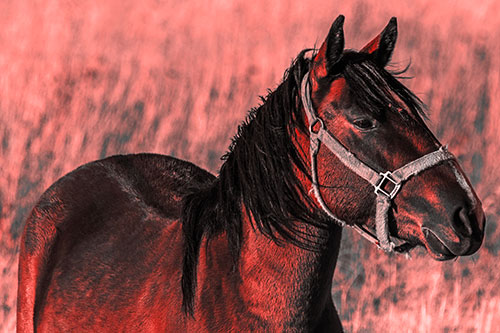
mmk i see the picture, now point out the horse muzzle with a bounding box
[422,204,485,260]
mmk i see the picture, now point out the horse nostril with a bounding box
[452,207,474,237]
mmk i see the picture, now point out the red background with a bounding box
[1,0,499,331]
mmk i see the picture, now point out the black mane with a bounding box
[180,49,426,315]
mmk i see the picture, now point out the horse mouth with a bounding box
[422,228,457,261]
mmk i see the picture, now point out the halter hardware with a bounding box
[374,171,401,200]
[309,118,325,134]
[299,70,473,253]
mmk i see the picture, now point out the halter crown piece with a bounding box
[300,71,477,253]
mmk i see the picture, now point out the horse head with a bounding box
[304,15,485,260]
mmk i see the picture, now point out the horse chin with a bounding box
[422,229,457,261]
[426,248,457,261]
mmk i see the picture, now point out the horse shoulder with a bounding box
[18,153,214,332]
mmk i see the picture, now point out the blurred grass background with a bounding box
[1,0,499,331]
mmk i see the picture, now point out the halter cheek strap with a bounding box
[300,71,474,253]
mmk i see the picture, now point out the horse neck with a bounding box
[196,84,344,323]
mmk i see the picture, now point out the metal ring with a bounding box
[309,118,325,134]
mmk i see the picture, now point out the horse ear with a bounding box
[360,17,398,67]
[311,15,345,84]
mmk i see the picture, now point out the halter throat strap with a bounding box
[300,71,458,252]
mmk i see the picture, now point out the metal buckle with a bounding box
[374,171,401,199]
[309,118,325,134]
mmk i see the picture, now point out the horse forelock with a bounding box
[313,50,428,125]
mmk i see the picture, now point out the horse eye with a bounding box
[353,118,376,130]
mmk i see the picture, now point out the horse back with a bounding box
[17,153,214,332]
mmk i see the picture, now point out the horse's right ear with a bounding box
[310,15,345,89]
[360,17,398,68]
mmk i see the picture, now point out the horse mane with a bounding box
[180,49,426,315]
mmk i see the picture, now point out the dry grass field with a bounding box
[1,0,499,331]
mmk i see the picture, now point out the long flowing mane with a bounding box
[180,49,426,314]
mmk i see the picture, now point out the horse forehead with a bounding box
[321,77,349,106]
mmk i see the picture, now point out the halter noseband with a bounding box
[300,71,475,253]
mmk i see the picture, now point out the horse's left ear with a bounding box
[310,15,345,86]
[361,17,398,67]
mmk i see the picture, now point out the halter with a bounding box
[300,71,476,253]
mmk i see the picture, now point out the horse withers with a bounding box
[17,15,485,332]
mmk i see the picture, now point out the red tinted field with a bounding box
[1,0,499,331]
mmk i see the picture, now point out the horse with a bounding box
[17,15,485,332]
